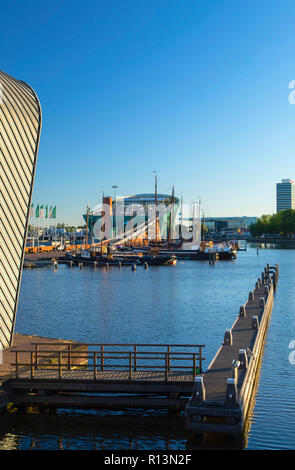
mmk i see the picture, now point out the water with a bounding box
[0,245,294,450]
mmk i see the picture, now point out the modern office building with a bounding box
[276,179,295,212]
[0,70,42,347]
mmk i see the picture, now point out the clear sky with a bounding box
[2,0,295,224]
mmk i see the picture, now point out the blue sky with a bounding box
[2,0,295,224]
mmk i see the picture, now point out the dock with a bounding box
[3,343,205,410]
[0,264,279,439]
[185,263,279,435]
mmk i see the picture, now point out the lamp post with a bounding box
[112,185,119,238]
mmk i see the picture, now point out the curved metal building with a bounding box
[0,70,41,347]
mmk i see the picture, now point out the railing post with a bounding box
[101,345,104,371]
[30,351,34,379]
[199,345,202,373]
[165,353,168,381]
[58,351,62,379]
[15,351,19,379]
[67,345,72,370]
[35,344,38,370]
[94,352,97,380]
[134,345,137,372]
[193,353,196,378]
[129,352,133,380]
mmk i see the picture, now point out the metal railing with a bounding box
[12,343,205,382]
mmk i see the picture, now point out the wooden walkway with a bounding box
[203,284,266,403]
[186,264,279,434]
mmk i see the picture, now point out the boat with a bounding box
[139,254,177,266]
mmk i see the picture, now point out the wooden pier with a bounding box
[0,264,279,439]
[5,344,205,410]
[185,263,279,435]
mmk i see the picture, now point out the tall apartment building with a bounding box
[276,179,295,212]
[0,70,41,347]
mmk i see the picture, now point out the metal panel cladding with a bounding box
[0,70,41,347]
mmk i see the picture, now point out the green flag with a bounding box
[49,206,53,218]
[29,203,34,218]
[45,205,48,218]
[35,204,39,218]
[52,206,56,218]
[40,205,44,218]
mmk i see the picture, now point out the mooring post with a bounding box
[252,316,259,330]
[259,297,265,308]
[225,378,238,407]
[238,349,248,369]
[224,329,233,345]
[191,376,206,404]
[264,285,269,296]
[249,291,254,301]
[239,305,246,318]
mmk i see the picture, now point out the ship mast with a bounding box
[168,185,174,242]
[153,171,158,244]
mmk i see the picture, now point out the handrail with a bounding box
[12,344,206,381]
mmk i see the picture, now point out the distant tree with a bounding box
[250,209,295,237]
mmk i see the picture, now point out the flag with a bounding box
[45,205,48,218]
[35,204,39,218]
[40,205,45,218]
[52,206,56,218]
[49,206,53,218]
[29,203,34,218]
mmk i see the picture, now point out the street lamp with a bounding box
[112,185,119,238]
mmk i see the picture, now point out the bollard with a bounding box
[191,376,206,404]
[264,285,269,295]
[105,263,109,270]
[239,305,246,318]
[132,263,136,271]
[259,297,265,308]
[79,262,83,270]
[252,316,259,330]
[224,329,233,346]
[249,291,254,301]
[225,378,238,407]
[70,261,73,268]
[238,349,248,369]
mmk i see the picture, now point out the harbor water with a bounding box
[0,245,294,450]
